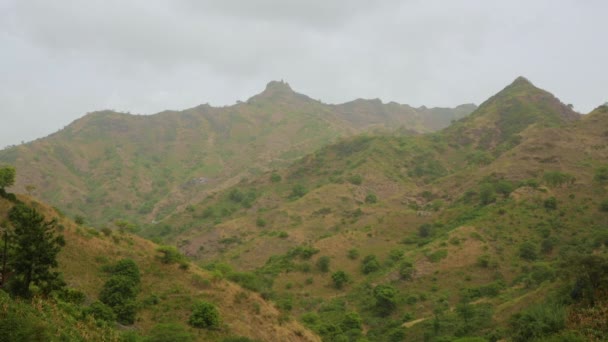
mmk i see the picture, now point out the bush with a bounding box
[85,301,116,322]
[256,218,266,227]
[544,171,575,187]
[270,172,282,183]
[348,174,363,185]
[99,259,141,325]
[399,261,415,280]
[365,194,378,204]
[332,271,349,289]
[74,215,85,225]
[544,197,557,210]
[188,301,220,329]
[156,246,186,264]
[599,199,608,212]
[594,165,608,183]
[418,223,432,238]
[373,284,398,316]
[347,249,359,260]
[519,242,538,261]
[361,255,381,274]
[289,184,308,199]
[510,302,566,342]
[316,256,330,273]
[147,323,194,342]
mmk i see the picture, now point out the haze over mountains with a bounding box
[0,80,475,227]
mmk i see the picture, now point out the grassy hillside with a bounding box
[0,193,320,342]
[0,81,474,228]
[144,81,608,341]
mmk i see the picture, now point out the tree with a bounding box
[7,204,65,297]
[0,166,16,189]
[373,284,398,316]
[331,271,349,289]
[99,258,141,324]
[188,301,220,329]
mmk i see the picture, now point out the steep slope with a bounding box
[0,81,474,227]
[148,79,608,341]
[445,76,579,152]
[0,194,320,342]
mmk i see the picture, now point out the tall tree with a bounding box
[7,204,65,297]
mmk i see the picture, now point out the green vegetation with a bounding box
[6,204,65,297]
[0,166,15,190]
[99,258,141,324]
[188,301,220,329]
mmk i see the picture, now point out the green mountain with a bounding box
[445,76,579,152]
[143,78,608,341]
[0,81,474,227]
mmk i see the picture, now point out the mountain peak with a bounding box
[510,76,534,87]
[264,80,293,93]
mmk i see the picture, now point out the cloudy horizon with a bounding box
[1,0,607,148]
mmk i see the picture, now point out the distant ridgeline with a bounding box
[0,80,475,227]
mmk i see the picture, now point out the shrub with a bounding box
[74,215,85,225]
[599,199,608,212]
[348,174,363,185]
[255,217,266,227]
[270,172,282,183]
[147,323,194,342]
[99,259,141,325]
[156,246,186,264]
[347,249,359,260]
[85,301,116,322]
[399,261,415,280]
[316,256,330,273]
[365,194,378,204]
[228,189,244,203]
[289,184,308,199]
[361,255,381,274]
[544,171,575,187]
[594,165,608,183]
[519,242,538,261]
[418,223,432,238]
[189,301,220,329]
[373,284,398,316]
[510,302,566,342]
[332,271,349,289]
[544,197,557,210]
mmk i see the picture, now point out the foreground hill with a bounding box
[0,81,474,228]
[0,193,319,341]
[146,79,608,341]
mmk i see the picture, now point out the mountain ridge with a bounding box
[0,81,475,227]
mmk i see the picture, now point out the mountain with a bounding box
[0,193,319,341]
[0,81,475,227]
[445,76,579,152]
[144,78,608,341]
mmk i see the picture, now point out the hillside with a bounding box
[0,81,474,228]
[144,79,608,341]
[0,193,320,342]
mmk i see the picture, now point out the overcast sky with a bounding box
[1,1,607,148]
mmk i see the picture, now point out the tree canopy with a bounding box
[0,166,16,189]
[7,203,65,297]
